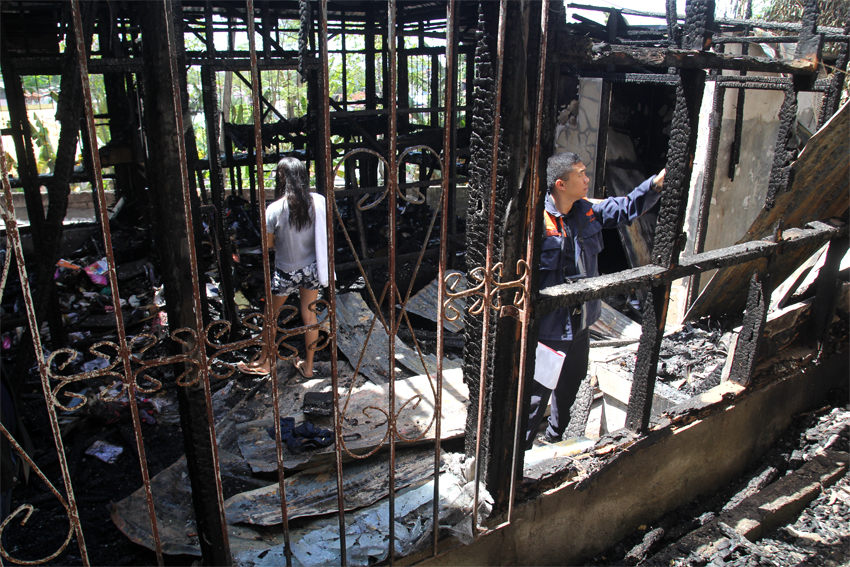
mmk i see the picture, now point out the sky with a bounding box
[567,0,740,26]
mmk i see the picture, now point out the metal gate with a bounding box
[0,0,548,564]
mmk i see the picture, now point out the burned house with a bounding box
[0,0,848,565]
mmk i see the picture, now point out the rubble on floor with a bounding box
[589,403,850,566]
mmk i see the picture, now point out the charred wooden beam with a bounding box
[558,44,821,75]
[539,221,847,310]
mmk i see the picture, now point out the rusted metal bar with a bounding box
[246,2,292,564]
[318,3,347,565]
[472,0,507,534]
[387,0,399,560]
[70,2,166,563]
[160,0,232,563]
[0,137,89,567]
[508,0,550,523]
[432,0,456,554]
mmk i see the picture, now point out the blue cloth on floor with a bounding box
[266,417,334,453]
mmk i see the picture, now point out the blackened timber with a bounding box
[818,16,849,128]
[484,0,554,511]
[625,285,666,432]
[688,83,725,307]
[463,0,498,480]
[765,86,797,210]
[681,0,714,51]
[537,221,846,311]
[140,3,230,564]
[810,234,850,357]
[792,0,823,92]
[626,69,704,433]
[201,65,239,326]
[559,44,822,75]
[728,271,770,387]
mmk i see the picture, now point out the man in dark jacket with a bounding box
[525,152,665,449]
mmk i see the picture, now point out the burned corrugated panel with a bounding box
[404,270,466,334]
[335,292,461,385]
[236,369,468,473]
[224,447,435,526]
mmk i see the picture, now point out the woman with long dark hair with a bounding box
[237,157,328,377]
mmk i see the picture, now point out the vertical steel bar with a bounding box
[472,0,508,534]
[431,0,457,556]
[160,1,233,562]
[71,1,166,563]
[387,0,399,561]
[0,135,90,567]
[245,2,292,564]
[508,0,550,523]
[319,2,347,565]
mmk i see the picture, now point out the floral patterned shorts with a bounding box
[271,262,320,296]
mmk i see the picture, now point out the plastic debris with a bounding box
[85,440,124,464]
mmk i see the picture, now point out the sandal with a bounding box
[237,360,270,376]
[293,358,314,378]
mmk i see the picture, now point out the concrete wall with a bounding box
[413,351,847,566]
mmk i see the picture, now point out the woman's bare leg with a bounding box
[298,287,319,376]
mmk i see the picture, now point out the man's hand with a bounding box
[653,169,666,192]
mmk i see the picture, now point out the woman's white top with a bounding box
[265,193,329,287]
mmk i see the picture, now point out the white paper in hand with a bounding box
[534,342,566,390]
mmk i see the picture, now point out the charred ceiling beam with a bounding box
[792,0,823,92]
[559,45,821,75]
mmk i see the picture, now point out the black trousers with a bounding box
[525,328,590,449]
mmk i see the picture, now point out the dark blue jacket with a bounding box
[538,175,662,341]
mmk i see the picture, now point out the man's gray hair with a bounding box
[547,152,583,192]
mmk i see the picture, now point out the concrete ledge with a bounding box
[417,350,848,566]
[650,451,848,563]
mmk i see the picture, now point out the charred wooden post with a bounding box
[201,65,239,325]
[464,0,555,509]
[0,40,46,242]
[765,85,797,210]
[626,66,705,433]
[728,271,769,387]
[792,0,822,92]
[810,231,850,358]
[140,3,230,564]
[594,80,612,198]
[818,16,849,127]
